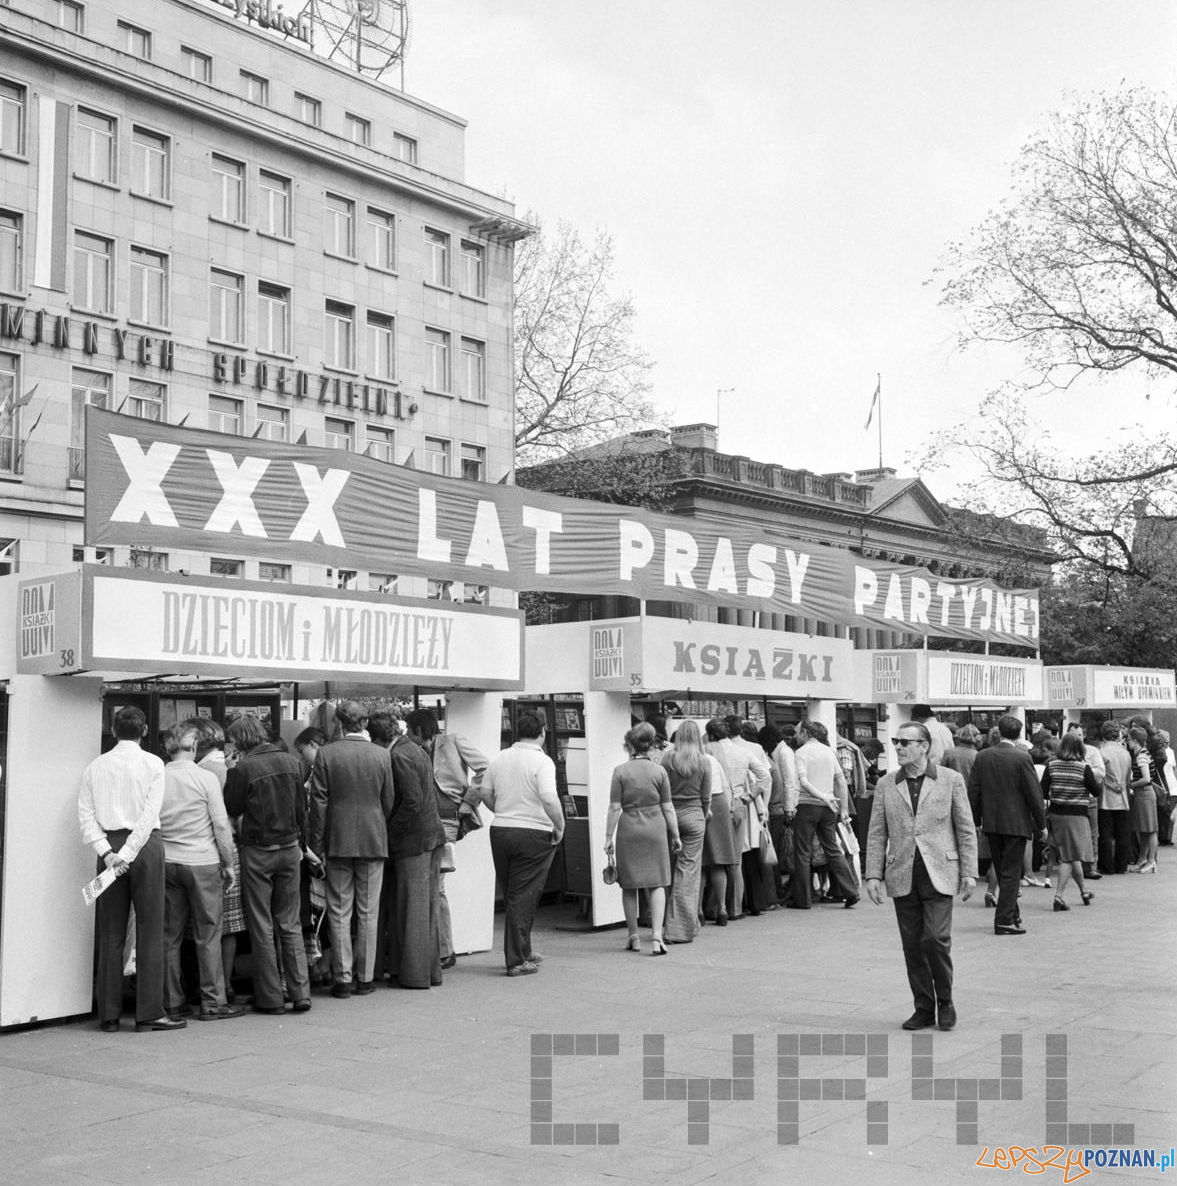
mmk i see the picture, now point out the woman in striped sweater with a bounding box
[1040,733,1101,911]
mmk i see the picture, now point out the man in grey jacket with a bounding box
[866,722,977,1033]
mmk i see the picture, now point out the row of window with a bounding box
[2,217,487,396]
[10,11,420,163]
[70,547,488,604]
[0,349,487,478]
[1,83,485,292]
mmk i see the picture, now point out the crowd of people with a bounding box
[77,699,1170,1031]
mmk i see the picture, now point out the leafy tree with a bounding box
[514,217,656,463]
[929,87,1177,666]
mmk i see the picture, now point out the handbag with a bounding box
[759,827,778,868]
[602,862,618,886]
[779,823,795,876]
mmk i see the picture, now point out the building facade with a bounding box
[519,422,1055,650]
[0,0,527,597]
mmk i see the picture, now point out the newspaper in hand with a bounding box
[82,867,119,907]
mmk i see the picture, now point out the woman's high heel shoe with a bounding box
[625,935,641,953]
[650,938,667,956]
[715,912,728,927]
[983,891,997,908]
[1138,861,1157,874]
[1080,890,1094,906]
[1052,896,1069,912]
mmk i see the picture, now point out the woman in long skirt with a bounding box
[661,722,712,943]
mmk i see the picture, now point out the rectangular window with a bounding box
[255,403,289,442]
[334,568,358,590]
[210,557,243,578]
[425,327,450,392]
[209,269,244,342]
[365,425,396,463]
[366,312,395,380]
[181,46,213,82]
[0,351,21,474]
[460,443,486,482]
[56,0,84,32]
[345,113,371,145]
[240,71,269,106]
[76,108,117,184]
[207,394,242,435]
[69,366,109,477]
[73,231,113,312]
[258,562,291,582]
[366,207,395,270]
[295,92,321,127]
[117,20,151,59]
[211,154,245,223]
[368,572,398,594]
[460,337,486,402]
[393,133,417,163]
[324,301,355,369]
[257,282,290,355]
[460,240,486,298]
[131,127,169,199]
[0,80,25,156]
[324,193,355,257]
[425,228,450,287]
[258,170,291,237]
[125,378,165,421]
[129,246,168,326]
[130,548,167,570]
[324,416,354,451]
[0,210,21,291]
[424,436,450,476]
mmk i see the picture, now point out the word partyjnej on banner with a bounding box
[83,409,1039,647]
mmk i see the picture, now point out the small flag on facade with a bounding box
[864,376,881,430]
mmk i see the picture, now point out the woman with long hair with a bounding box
[701,720,739,925]
[1040,732,1100,910]
[604,723,682,955]
[661,721,711,944]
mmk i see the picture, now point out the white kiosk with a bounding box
[1044,664,1177,726]
[861,650,1046,748]
[0,565,523,1027]
[525,616,856,926]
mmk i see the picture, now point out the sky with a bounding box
[404,1,1177,497]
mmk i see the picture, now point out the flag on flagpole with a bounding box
[863,376,881,430]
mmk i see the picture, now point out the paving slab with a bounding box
[1,866,1174,1185]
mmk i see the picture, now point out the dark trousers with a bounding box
[985,833,1026,929]
[852,795,874,875]
[94,829,165,1023]
[240,844,309,1008]
[892,851,954,1016]
[163,861,225,1010]
[490,826,555,970]
[741,848,770,913]
[768,813,790,902]
[791,804,858,907]
[389,847,443,988]
[1097,809,1132,874]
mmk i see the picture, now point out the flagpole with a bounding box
[876,372,882,468]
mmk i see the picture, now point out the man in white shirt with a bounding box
[78,706,183,1033]
[912,706,955,767]
[481,712,563,977]
[785,720,859,909]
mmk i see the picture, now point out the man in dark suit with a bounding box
[308,701,395,996]
[370,711,446,989]
[967,714,1047,935]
